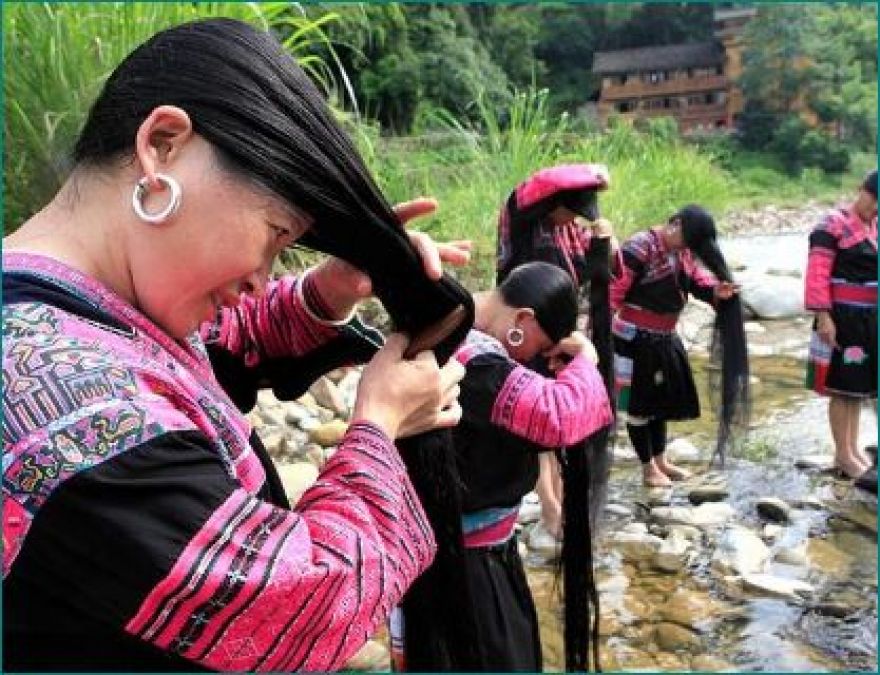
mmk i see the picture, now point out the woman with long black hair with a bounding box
[3,18,475,672]
[390,262,612,672]
[610,205,748,487]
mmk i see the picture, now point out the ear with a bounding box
[134,106,194,190]
[514,307,536,327]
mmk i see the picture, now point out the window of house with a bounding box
[616,100,636,113]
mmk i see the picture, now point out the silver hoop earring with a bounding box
[132,173,182,224]
[506,327,525,348]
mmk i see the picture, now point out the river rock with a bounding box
[762,523,784,541]
[691,655,734,671]
[527,521,561,557]
[296,392,320,414]
[652,502,734,529]
[806,538,853,579]
[659,589,721,631]
[607,530,663,561]
[261,429,288,458]
[794,455,835,470]
[309,376,347,416]
[605,503,634,517]
[654,622,700,651]
[739,275,806,319]
[711,526,770,575]
[309,419,349,447]
[756,497,792,523]
[260,408,286,428]
[741,573,814,600]
[298,416,321,433]
[743,321,767,334]
[343,639,389,671]
[338,369,362,411]
[277,462,319,503]
[518,496,542,524]
[688,485,730,505]
[668,524,702,543]
[774,542,808,566]
[283,401,311,426]
[653,533,692,573]
[666,437,701,461]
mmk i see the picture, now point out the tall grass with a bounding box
[3,2,341,230]
[370,90,730,289]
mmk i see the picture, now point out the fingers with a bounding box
[436,240,472,267]
[439,357,466,391]
[394,197,438,225]
[379,332,410,361]
[408,231,443,280]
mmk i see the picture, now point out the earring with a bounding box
[506,327,525,347]
[132,173,182,224]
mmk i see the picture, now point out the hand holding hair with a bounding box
[309,197,472,319]
[353,332,466,440]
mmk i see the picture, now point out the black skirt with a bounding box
[464,537,542,672]
[614,329,700,420]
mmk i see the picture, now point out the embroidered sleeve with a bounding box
[202,273,342,367]
[805,214,842,311]
[681,250,719,305]
[458,349,612,448]
[7,422,434,672]
[610,243,645,311]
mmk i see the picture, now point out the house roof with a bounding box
[592,42,723,75]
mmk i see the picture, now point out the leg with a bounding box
[829,396,868,477]
[536,454,562,539]
[628,416,671,487]
[848,398,872,467]
[650,419,692,480]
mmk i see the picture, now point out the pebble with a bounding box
[756,497,792,523]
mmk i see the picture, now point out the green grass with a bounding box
[3,1,343,231]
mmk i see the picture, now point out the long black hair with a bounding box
[676,205,750,466]
[496,169,614,673]
[75,18,481,670]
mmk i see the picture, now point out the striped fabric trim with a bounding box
[126,422,435,672]
[490,353,613,448]
[462,507,519,548]
[205,276,339,368]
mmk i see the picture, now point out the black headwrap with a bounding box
[862,169,877,199]
[676,205,751,467]
[496,164,614,672]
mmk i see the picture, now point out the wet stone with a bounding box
[756,496,792,523]
[654,622,701,651]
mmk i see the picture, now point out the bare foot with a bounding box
[643,463,673,488]
[655,458,692,481]
[835,454,869,479]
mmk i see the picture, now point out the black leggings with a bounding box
[627,419,667,464]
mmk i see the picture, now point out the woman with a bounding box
[610,205,740,487]
[3,19,471,672]
[496,163,614,540]
[392,262,613,671]
[805,169,877,480]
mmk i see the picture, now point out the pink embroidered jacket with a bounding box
[2,252,435,672]
[804,205,878,311]
[453,331,613,547]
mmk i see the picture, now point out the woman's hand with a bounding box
[590,217,614,240]
[544,331,598,372]
[816,311,837,349]
[714,281,740,301]
[308,198,472,319]
[353,332,466,440]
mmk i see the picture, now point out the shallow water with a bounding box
[528,232,877,672]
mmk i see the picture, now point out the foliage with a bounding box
[3,1,341,229]
[738,3,877,174]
